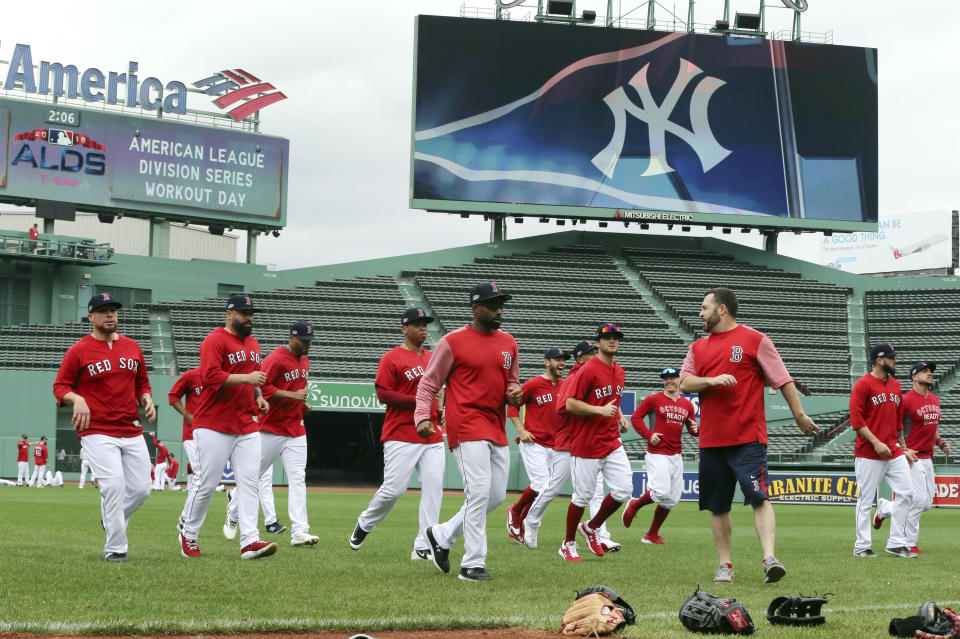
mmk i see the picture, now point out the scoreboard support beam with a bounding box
[246,232,258,264]
[489,215,506,243]
[149,218,170,259]
[763,230,778,253]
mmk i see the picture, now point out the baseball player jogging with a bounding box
[52,292,156,562]
[521,341,619,553]
[28,436,50,487]
[178,294,277,560]
[150,432,170,490]
[875,361,951,555]
[679,288,819,584]
[16,434,38,486]
[226,320,319,546]
[350,308,445,559]
[850,343,916,558]
[623,366,698,544]
[505,346,569,545]
[559,323,633,562]
[418,282,522,581]
[79,447,98,489]
[169,367,203,530]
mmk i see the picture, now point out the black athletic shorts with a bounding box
[698,442,769,514]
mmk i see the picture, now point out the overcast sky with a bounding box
[3,0,958,268]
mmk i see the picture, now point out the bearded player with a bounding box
[560,323,632,561]
[53,293,155,561]
[226,320,319,546]
[418,282,522,581]
[505,346,569,544]
[875,361,951,555]
[350,308,444,559]
[623,366,698,544]
[178,294,276,560]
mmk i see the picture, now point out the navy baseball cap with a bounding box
[910,361,936,377]
[660,367,680,378]
[596,323,624,340]
[401,307,435,325]
[88,292,122,312]
[572,340,598,360]
[290,320,314,341]
[544,347,571,360]
[869,343,896,360]
[21,433,28,439]
[470,282,512,304]
[226,294,256,311]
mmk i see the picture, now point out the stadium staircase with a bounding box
[149,311,176,374]
[846,294,868,384]
[610,255,695,343]
[395,275,444,346]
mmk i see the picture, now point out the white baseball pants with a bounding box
[644,452,683,509]
[181,429,262,548]
[164,474,178,490]
[518,441,554,493]
[153,461,168,490]
[571,446,633,506]
[81,434,152,556]
[30,464,47,486]
[358,440,445,551]
[79,459,97,488]
[854,456,914,553]
[178,439,199,522]
[45,470,64,487]
[227,464,276,525]
[878,458,935,549]
[524,450,610,539]
[17,461,29,485]
[431,440,509,570]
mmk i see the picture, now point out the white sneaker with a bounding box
[524,523,539,550]
[290,531,319,546]
[222,518,238,540]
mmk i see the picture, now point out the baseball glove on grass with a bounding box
[766,593,831,626]
[890,604,960,639]
[679,588,755,634]
[561,592,627,636]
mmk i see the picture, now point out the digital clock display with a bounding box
[45,108,81,126]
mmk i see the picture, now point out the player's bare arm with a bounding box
[254,387,269,414]
[272,388,309,401]
[899,431,918,465]
[936,431,951,455]
[617,408,630,433]
[416,419,436,438]
[650,432,662,446]
[779,382,819,435]
[678,374,736,393]
[687,418,699,436]
[506,384,523,406]
[223,371,266,387]
[61,392,90,431]
[857,425,892,457]
[566,397,618,418]
[140,394,157,422]
[510,415,535,443]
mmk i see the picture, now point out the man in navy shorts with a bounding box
[680,288,819,584]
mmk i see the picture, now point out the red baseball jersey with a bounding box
[34,443,48,465]
[168,367,203,441]
[166,458,179,478]
[633,392,696,455]
[565,356,626,459]
[375,346,442,444]
[193,326,263,435]
[553,363,583,452]
[680,324,791,448]
[17,441,29,462]
[53,334,151,438]
[260,346,309,438]
[414,325,519,449]
[507,375,563,448]
[850,372,904,460]
[902,389,940,459]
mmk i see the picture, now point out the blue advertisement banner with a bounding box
[630,470,861,505]
[412,16,877,227]
[0,97,288,227]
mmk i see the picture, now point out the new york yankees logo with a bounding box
[592,58,731,179]
[502,351,512,370]
[730,346,744,363]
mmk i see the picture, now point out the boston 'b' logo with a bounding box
[502,351,512,370]
[730,346,743,363]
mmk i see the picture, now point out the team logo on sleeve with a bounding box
[730,346,743,363]
[502,351,512,369]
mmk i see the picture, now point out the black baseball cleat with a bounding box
[105,552,128,563]
[853,549,878,558]
[425,526,450,573]
[265,521,286,534]
[349,522,369,550]
[885,546,918,558]
[458,566,492,581]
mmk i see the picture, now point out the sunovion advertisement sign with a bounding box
[411,16,878,231]
[0,97,288,227]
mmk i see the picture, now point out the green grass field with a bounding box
[1,486,957,636]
